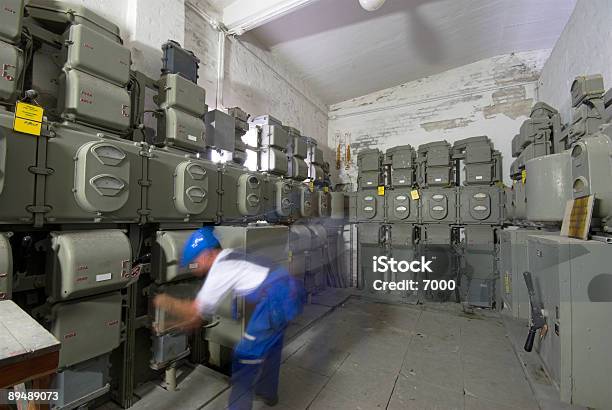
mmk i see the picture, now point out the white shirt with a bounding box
[195,249,269,314]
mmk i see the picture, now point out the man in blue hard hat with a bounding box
[154,227,303,410]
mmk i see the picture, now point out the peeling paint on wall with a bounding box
[482,86,533,120]
[328,50,551,187]
[421,117,475,131]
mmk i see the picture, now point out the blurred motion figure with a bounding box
[154,227,303,409]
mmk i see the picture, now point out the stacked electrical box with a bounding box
[453,136,504,307]
[416,141,458,302]
[499,74,612,409]
[384,145,418,302]
[0,2,340,408]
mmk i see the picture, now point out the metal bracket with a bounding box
[28,166,53,175]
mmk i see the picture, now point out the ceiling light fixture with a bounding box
[359,0,386,11]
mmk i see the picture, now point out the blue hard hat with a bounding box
[181,227,220,267]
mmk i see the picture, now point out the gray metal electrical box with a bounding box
[386,145,415,188]
[64,24,131,86]
[261,124,289,149]
[0,234,12,300]
[570,74,604,107]
[499,228,559,320]
[356,190,384,221]
[48,230,132,301]
[159,73,206,117]
[299,186,313,218]
[150,333,189,369]
[146,148,218,223]
[528,235,612,408]
[26,0,123,43]
[289,156,309,180]
[420,188,457,223]
[44,127,143,223]
[152,230,197,284]
[458,186,504,224]
[218,163,263,221]
[525,152,571,223]
[59,69,131,131]
[0,42,23,102]
[260,147,288,176]
[205,109,235,152]
[0,0,24,44]
[161,40,200,83]
[51,291,123,368]
[160,107,206,153]
[313,191,331,218]
[51,355,110,409]
[385,190,418,222]
[274,179,293,218]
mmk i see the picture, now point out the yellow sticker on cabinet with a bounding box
[521,170,526,184]
[410,189,420,200]
[15,102,44,122]
[323,186,329,193]
[377,186,385,196]
[13,117,42,136]
[309,181,314,192]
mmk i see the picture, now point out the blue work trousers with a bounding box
[227,333,284,410]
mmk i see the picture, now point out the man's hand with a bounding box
[154,293,173,310]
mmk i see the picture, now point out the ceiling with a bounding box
[246,0,577,105]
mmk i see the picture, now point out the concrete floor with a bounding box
[120,291,575,410]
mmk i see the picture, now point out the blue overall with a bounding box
[228,267,303,410]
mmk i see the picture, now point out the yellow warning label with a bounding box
[323,186,329,193]
[521,170,526,184]
[309,181,314,192]
[410,189,420,200]
[504,272,511,294]
[15,102,44,123]
[377,186,385,196]
[13,117,42,136]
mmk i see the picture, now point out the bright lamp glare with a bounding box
[359,0,386,11]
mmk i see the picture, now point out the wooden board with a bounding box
[0,301,61,387]
[560,195,594,240]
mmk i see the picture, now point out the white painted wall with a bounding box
[538,0,612,123]
[327,50,551,187]
[185,2,329,147]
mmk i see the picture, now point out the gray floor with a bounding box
[120,292,574,410]
[204,297,540,410]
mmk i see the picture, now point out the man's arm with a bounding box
[153,294,203,331]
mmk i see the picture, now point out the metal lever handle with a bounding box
[524,327,537,352]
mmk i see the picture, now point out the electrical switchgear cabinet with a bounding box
[47,230,132,301]
[64,24,131,86]
[51,291,123,368]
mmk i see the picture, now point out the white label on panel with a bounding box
[188,134,197,141]
[475,175,483,180]
[96,273,112,282]
[435,178,442,182]
[399,179,406,184]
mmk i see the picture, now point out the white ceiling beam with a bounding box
[222,0,318,35]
